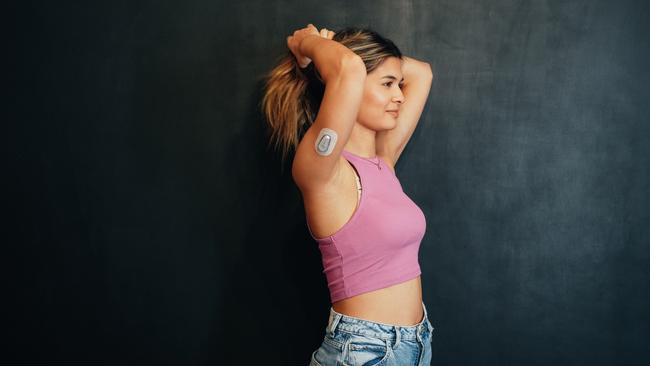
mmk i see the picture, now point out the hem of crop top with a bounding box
[307,154,372,242]
[330,266,422,303]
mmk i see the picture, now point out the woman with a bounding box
[262,24,435,366]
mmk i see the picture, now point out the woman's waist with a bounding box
[331,276,423,326]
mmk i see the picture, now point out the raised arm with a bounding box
[291,30,367,191]
[376,56,433,166]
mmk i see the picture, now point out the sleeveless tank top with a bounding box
[306,149,427,303]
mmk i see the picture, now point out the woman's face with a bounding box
[357,57,405,131]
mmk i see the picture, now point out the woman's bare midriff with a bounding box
[332,275,424,326]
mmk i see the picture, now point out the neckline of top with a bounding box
[342,149,378,160]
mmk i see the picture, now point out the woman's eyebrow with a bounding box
[381,75,405,82]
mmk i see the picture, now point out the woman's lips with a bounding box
[387,111,399,118]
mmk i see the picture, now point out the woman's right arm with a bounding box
[298,34,362,84]
[292,34,367,191]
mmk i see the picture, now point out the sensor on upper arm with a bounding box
[314,127,338,156]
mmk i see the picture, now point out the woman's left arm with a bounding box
[376,56,434,167]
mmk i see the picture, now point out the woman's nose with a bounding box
[393,89,405,104]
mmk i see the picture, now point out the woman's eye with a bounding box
[384,82,403,89]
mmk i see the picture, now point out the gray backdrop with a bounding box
[8,0,649,365]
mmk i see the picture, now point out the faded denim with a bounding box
[309,301,435,366]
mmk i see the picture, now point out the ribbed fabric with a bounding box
[307,149,427,303]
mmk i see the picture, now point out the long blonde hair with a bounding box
[261,27,403,164]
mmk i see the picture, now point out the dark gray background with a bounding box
[7,0,650,365]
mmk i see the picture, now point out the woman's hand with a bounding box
[319,27,335,40]
[287,24,335,68]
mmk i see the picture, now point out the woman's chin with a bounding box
[386,119,399,130]
[380,123,397,131]
[372,118,398,131]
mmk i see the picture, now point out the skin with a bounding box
[298,26,434,326]
[331,57,425,326]
[344,56,405,168]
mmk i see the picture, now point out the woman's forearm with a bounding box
[401,56,433,85]
[299,35,363,83]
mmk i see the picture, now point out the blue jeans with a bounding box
[309,301,435,366]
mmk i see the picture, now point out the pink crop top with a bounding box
[307,149,427,303]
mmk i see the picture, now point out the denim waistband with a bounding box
[326,301,434,342]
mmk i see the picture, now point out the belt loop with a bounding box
[422,301,428,320]
[327,308,341,335]
[422,301,433,333]
[393,326,401,348]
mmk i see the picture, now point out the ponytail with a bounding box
[261,51,324,164]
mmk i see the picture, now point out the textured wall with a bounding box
[8,1,649,365]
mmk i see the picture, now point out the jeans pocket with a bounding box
[345,334,392,366]
[323,330,345,350]
[309,349,322,366]
[311,331,345,366]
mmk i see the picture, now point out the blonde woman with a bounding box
[262,24,435,366]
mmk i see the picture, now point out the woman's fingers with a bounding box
[319,27,335,39]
